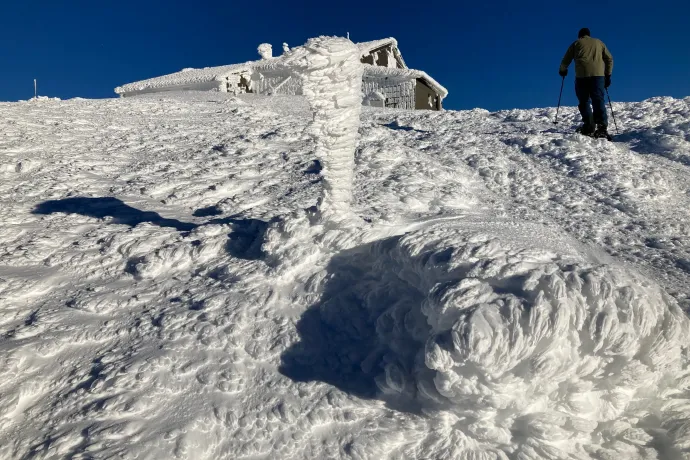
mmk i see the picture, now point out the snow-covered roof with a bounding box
[357,37,407,69]
[363,65,448,99]
[356,38,398,55]
[114,63,253,95]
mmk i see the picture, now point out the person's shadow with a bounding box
[32,197,270,261]
[33,197,196,231]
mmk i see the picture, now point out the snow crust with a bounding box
[1,92,690,459]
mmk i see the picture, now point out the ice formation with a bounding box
[257,43,273,60]
[283,36,364,221]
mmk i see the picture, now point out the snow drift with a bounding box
[1,89,689,459]
[282,220,690,458]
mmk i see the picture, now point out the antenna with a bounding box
[34,79,37,99]
[347,32,350,40]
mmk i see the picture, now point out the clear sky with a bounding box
[1,0,688,111]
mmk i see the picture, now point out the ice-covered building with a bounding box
[114,38,447,110]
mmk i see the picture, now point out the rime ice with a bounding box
[257,43,273,60]
[284,37,364,221]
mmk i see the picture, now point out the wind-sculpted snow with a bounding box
[283,221,690,458]
[1,93,690,459]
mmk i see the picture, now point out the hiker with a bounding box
[559,28,614,138]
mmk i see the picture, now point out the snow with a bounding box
[28,96,62,102]
[1,90,690,459]
[356,38,398,57]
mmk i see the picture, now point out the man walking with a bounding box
[559,28,614,138]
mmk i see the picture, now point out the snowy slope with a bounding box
[1,92,690,459]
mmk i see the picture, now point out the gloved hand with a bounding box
[559,69,568,77]
[605,75,611,88]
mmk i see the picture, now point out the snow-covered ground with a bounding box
[1,91,689,459]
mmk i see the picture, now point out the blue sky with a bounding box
[1,0,688,111]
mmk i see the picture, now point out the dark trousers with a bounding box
[575,76,608,129]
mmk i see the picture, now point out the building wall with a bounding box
[118,71,442,111]
[414,78,442,111]
[220,74,252,94]
[360,45,403,69]
[362,78,415,110]
[371,46,391,67]
[252,72,303,96]
[361,54,376,66]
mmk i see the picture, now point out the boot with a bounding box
[593,125,610,140]
[576,124,595,136]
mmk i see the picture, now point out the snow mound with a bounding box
[283,221,690,458]
[28,96,62,102]
[0,158,41,174]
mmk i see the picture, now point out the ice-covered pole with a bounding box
[284,37,364,222]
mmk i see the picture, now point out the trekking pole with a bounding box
[554,76,565,124]
[606,88,619,135]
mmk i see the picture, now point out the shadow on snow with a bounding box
[32,197,270,261]
[279,235,437,414]
[614,128,690,166]
[381,121,430,134]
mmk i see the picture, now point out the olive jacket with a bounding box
[560,36,614,78]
